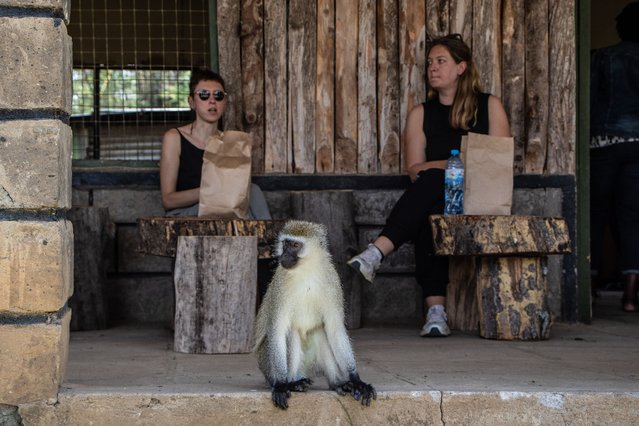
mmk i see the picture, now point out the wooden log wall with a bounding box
[217,0,576,176]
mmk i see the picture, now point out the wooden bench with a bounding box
[429,214,571,340]
[137,217,284,354]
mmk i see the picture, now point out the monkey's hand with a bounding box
[288,377,313,392]
[271,382,291,410]
[334,373,377,407]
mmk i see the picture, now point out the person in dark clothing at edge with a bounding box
[159,68,271,219]
[590,2,639,312]
[348,34,511,336]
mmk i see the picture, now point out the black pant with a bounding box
[590,142,639,275]
[380,169,448,297]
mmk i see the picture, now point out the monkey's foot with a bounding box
[288,377,313,392]
[334,379,377,407]
[271,382,291,410]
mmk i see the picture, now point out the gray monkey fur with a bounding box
[254,220,376,409]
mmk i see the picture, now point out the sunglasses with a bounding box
[195,89,227,101]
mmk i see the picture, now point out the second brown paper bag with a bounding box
[460,132,514,215]
[198,130,252,219]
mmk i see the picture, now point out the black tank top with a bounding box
[175,129,204,192]
[422,92,490,161]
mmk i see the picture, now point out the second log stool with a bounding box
[174,235,257,354]
[429,215,571,340]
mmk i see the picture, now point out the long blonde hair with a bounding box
[426,34,482,130]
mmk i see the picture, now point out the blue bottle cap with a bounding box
[451,149,460,156]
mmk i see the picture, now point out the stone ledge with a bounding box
[0,220,73,313]
[0,311,70,405]
[0,16,71,111]
[18,390,639,425]
[0,120,72,209]
[0,0,70,23]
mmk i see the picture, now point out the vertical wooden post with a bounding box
[446,257,479,331]
[174,236,257,353]
[291,190,361,329]
[68,207,114,331]
[476,256,552,340]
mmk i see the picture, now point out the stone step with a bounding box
[19,389,639,425]
[16,292,639,425]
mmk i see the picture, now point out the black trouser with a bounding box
[379,169,448,297]
[590,142,639,275]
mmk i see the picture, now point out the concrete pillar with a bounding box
[0,0,73,407]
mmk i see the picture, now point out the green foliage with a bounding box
[72,68,191,116]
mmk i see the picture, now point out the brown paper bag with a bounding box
[198,130,252,219]
[460,132,514,215]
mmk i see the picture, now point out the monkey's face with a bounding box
[279,239,304,269]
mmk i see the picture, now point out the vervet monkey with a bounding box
[254,220,376,410]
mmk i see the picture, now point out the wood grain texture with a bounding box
[137,217,284,259]
[241,0,265,174]
[377,0,401,174]
[449,1,473,49]
[477,256,552,340]
[446,257,479,331]
[217,0,243,131]
[426,0,449,36]
[472,0,501,97]
[290,190,361,329]
[68,207,115,331]
[429,215,571,256]
[174,236,257,353]
[502,0,526,174]
[358,0,378,173]
[335,0,359,173]
[524,0,549,174]
[399,0,426,171]
[547,0,576,175]
[209,1,577,180]
[288,0,317,173]
[316,0,335,172]
[264,0,288,172]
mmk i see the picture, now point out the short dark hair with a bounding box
[616,1,639,42]
[189,69,226,96]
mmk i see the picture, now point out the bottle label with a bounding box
[444,168,464,215]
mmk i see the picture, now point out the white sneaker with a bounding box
[347,244,383,283]
[420,305,451,337]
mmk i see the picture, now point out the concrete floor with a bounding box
[61,291,639,394]
[19,291,639,425]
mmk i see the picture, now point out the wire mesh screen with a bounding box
[69,0,211,160]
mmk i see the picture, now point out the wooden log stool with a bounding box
[68,206,115,331]
[174,236,257,354]
[137,217,284,353]
[429,215,571,340]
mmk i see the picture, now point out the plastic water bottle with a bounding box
[444,149,464,215]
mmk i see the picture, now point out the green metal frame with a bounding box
[577,0,591,322]
[209,0,219,72]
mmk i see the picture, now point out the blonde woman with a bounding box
[348,34,510,337]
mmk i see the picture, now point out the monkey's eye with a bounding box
[285,240,302,249]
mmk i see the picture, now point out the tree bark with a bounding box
[68,207,115,331]
[137,217,283,259]
[291,190,361,329]
[174,236,257,353]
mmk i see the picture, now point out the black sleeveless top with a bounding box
[422,92,490,161]
[175,129,204,192]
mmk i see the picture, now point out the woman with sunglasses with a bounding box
[160,68,271,218]
[348,34,511,337]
